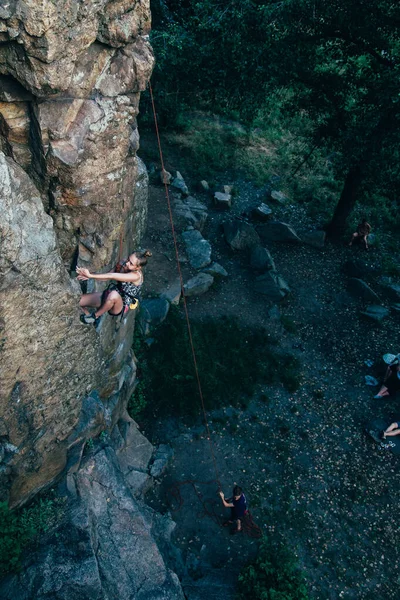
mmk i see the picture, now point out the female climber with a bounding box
[76,250,152,325]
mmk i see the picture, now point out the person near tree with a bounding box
[219,485,247,534]
[76,250,152,325]
[348,218,371,249]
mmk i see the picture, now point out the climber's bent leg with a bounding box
[95,290,123,318]
[79,292,103,315]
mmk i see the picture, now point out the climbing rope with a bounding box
[149,82,262,539]
[149,81,221,488]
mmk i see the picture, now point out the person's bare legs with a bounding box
[348,232,359,247]
[79,292,102,315]
[94,290,123,317]
[383,423,400,438]
[362,235,369,249]
[374,385,390,399]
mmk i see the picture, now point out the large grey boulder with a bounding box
[202,262,228,278]
[161,280,182,305]
[347,278,381,304]
[270,190,288,204]
[150,444,174,478]
[250,246,276,272]
[380,284,400,302]
[138,297,170,336]
[252,203,273,221]
[171,171,189,196]
[172,196,208,232]
[254,272,290,302]
[0,425,185,600]
[342,259,378,279]
[223,221,260,250]
[182,230,212,269]
[360,305,390,322]
[184,273,214,296]
[257,221,301,243]
[214,192,232,209]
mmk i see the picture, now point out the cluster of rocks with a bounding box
[343,259,400,322]
[222,219,291,302]
[138,172,228,335]
[0,417,184,600]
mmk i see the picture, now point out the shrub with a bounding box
[0,494,65,576]
[237,536,309,600]
[129,309,301,419]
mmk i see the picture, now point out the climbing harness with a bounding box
[149,82,262,538]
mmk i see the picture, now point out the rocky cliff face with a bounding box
[0,1,154,506]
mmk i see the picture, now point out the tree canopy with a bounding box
[148,1,400,232]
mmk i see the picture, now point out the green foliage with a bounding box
[128,381,147,418]
[237,537,309,600]
[0,494,65,576]
[129,308,301,419]
[145,0,400,232]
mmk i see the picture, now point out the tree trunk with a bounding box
[326,164,363,238]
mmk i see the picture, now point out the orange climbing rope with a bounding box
[148,82,221,487]
[149,82,262,539]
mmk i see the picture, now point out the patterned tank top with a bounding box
[116,276,143,308]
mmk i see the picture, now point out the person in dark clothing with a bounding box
[348,218,371,249]
[219,485,247,534]
[374,358,400,399]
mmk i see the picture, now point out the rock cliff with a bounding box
[0,1,154,507]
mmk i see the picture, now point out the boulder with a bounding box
[202,262,228,278]
[301,230,326,249]
[270,190,288,204]
[160,169,172,184]
[138,297,170,336]
[150,444,174,478]
[250,246,276,272]
[257,221,301,243]
[172,196,208,232]
[360,305,390,322]
[252,203,273,221]
[161,280,182,305]
[347,278,381,304]
[214,191,232,209]
[222,185,233,194]
[182,230,212,269]
[171,171,189,196]
[254,272,290,302]
[342,259,378,279]
[380,284,400,302]
[223,221,260,250]
[199,180,209,191]
[0,439,185,600]
[184,273,214,297]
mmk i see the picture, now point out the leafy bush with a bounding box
[237,536,309,600]
[0,494,64,576]
[128,380,147,418]
[129,309,301,419]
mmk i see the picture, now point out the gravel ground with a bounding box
[138,138,400,600]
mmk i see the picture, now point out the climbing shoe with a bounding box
[80,312,99,326]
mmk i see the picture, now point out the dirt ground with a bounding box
[138,135,400,600]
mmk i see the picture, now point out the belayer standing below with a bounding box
[219,485,247,534]
[76,249,152,325]
[348,218,371,250]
